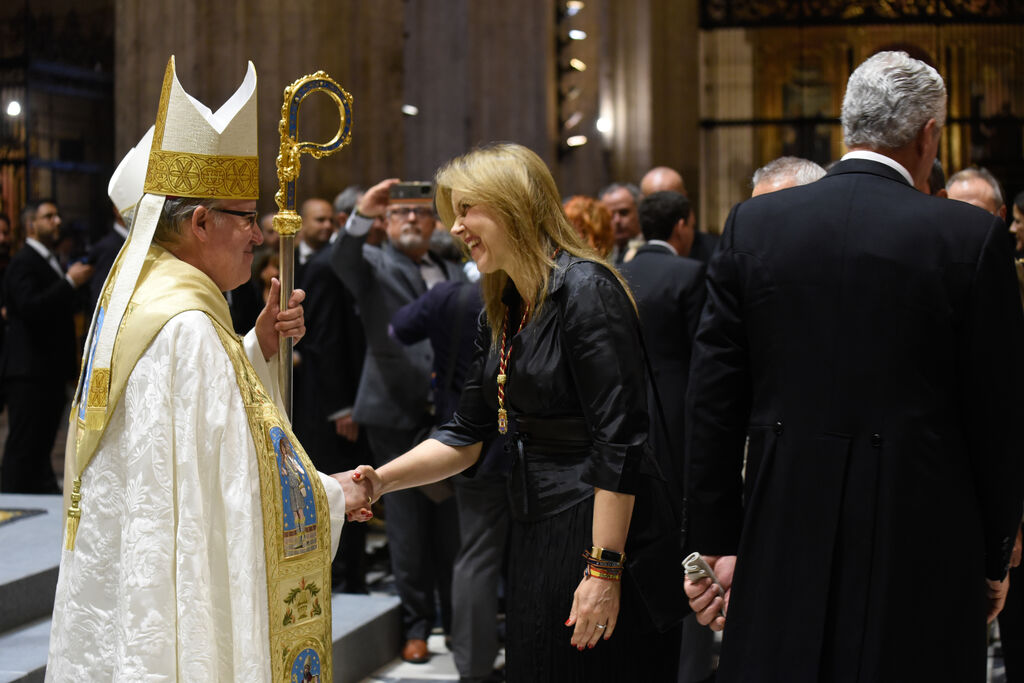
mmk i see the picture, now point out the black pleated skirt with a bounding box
[505,496,681,682]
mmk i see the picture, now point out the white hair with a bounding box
[752,157,826,189]
[841,51,946,151]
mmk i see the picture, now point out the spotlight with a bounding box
[596,117,611,134]
[569,58,587,72]
[566,135,588,147]
[6,100,21,117]
[569,29,587,40]
[401,104,419,116]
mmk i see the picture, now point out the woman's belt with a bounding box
[505,415,594,521]
[514,415,590,445]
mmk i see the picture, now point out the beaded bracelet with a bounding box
[584,564,623,581]
[582,549,624,581]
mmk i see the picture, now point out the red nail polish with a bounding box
[564,618,572,626]
[587,644,594,649]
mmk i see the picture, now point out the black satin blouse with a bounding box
[432,252,651,521]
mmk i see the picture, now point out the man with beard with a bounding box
[1,200,94,492]
[331,178,465,664]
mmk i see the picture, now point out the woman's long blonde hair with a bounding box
[435,142,634,345]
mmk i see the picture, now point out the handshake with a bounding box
[332,465,380,523]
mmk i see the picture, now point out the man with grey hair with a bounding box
[684,51,1024,682]
[947,166,1007,222]
[333,184,363,229]
[750,156,826,196]
[599,182,645,263]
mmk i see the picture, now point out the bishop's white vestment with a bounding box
[46,247,345,682]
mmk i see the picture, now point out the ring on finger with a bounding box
[595,623,606,630]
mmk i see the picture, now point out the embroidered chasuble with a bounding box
[46,246,344,682]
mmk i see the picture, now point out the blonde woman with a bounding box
[349,143,683,680]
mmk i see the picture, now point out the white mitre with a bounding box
[74,55,258,433]
[107,126,155,225]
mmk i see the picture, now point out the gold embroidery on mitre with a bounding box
[152,56,175,150]
[144,150,258,200]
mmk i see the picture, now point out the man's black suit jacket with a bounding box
[293,246,368,471]
[685,159,1024,682]
[87,227,126,313]
[619,243,706,497]
[1,245,77,382]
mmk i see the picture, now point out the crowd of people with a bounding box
[2,49,1021,683]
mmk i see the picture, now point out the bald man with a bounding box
[641,166,687,197]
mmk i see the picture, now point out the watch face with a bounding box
[593,546,624,563]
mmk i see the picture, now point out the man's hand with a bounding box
[683,554,736,632]
[335,415,359,442]
[356,178,400,218]
[332,470,373,522]
[987,576,1010,623]
[67,262,94,288]
[1012,526,1022,569]
[255,278,306,361]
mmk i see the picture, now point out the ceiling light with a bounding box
[596,116,611,134]
[6,100,21,117]
[401,104,419,116]
[563,111,583,130]
[566,1,585,16]
[566,135,588,147]
[569,29,587,40]
[569,58,587,72]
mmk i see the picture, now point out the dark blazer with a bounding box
[293,246,367,470]
[688,230,719,264]
[330,230,466,430]
[1,245,78,382]
[87,226,126,313]
[620,243,706,496]
[685,158,1024,682]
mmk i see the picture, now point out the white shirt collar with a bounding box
[841,150,914,187]
[645,239,677,256]
[298,239,316,264]
[25,237,54,261]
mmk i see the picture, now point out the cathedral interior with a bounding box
[0,0,1021,240]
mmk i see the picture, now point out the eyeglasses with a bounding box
[386,206,434,221]
[211,207,258,228]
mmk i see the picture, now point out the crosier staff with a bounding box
[274,71,353,418]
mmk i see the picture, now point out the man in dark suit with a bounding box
[293,202,370,594]
[1,200,93,492]
[87,204,129,313]
[684,51,1024,682]
[620,191,710,683]
[621,191,706,495]
[331,178,466,664]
